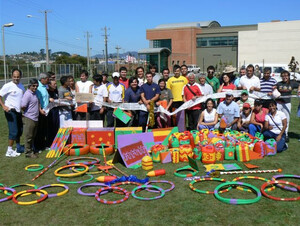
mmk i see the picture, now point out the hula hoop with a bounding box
[90,144,114,155]
[111,181,142,194]
[0,187,16,203]
[66,157,100,166]
[261,180,300,201]
[77,182,109,196]
[174,165,198,178]
[144,180,175,193]
[63,143,90,156]
[95,186,130,204]
[37,184,69,198]
[25,164,44,172]
[214,181,262,205]
[12,189,48,205]
[5,183,38,196]
[232,176,275,192]
[131,184,165,201]
[271,174,300,192]
[189,177,230,194]
[54,164,88,177]
[57,174,94,184]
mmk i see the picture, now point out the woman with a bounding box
[156,79,173,128]
[217,74,236,102]
[237,103,252,132]
[21,79,40,158]
[0,69,25,157]
[263,100,288,152]
[197,98,218,130]
[135,66,146,87]
[47,79,60,147]
[124,76,141,126]
[68,75,76,119]
[276,70,300,141]
[249,99,268,136]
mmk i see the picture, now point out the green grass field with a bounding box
[0,99,299,226]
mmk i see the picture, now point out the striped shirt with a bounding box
[260,77,277,93]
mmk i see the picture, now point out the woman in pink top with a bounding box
[217,74,236,102]
[249,99,268,136]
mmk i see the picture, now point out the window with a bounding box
[183,60,186,65]
[153,39,172,50]
[197,36,238,47]
[172,60,175,65]
[177,60,180,65]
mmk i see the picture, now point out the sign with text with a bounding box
[75,93,94,102]
[118,141,149,168]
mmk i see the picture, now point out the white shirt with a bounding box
[203,108,216,123]
[199,83,213,95]
[76,80,93,93]
[241,112,251,124]
[107,82,125,103]
[265,111,287,134]
[91,84,108,110]
[238,75,260,91]
[0,81,25,112]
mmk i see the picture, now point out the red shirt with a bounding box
[119,78,129,89]
[183,83,202,110]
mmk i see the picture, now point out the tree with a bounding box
[40,49,45,60]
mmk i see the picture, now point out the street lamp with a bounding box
[2,23,14,83]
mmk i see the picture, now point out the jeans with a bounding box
[249,124,261,137]
[4,110,23,140]
[263,130,287,152]
[198,124,214,130]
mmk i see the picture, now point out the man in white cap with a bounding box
[238,64,261,92]
[106,72,125,127]
[216,90,240,131]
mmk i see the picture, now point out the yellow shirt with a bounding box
[166,76,188,102]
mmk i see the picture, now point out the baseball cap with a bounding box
[241,90,248,95]
[225,90,233,96]
[243,103,251,109]
[112,72,120,78]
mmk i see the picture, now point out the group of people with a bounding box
[1,63,299,158]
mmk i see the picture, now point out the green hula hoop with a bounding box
[57,174,94,184]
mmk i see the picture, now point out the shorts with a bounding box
[5,110,23,140]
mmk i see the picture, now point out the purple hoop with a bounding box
[272,174,300,192]
[0,187,16,203]
[78,182,109,196]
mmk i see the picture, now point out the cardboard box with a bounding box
[114,127,142,147]
[71,128,86,144]
[86,128,115,146]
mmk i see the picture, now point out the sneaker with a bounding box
[25,153,38,159]
[6,150,21,157]
[16,145,25,153]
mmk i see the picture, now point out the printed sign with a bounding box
[75,93,94,102]
[118,141,149,168]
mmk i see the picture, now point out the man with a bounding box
[181,64,188,77]
[167,64,188,131]
[101,72,109,85]
[151,64,161,84]
[58,76,73,128]
[140,72,160,131]
[198,73,213,96]
[162,68,170,81]
[234,66,246,87]
[0,69,25,157]
[217,91,240,132]
[35,72,50,152]
[205,65,220,93]
[238,64,261,92]
[182,73,202,130]
[236,90,254,111]
[119,66,129,89]
[75,70,93,120]
[48,71,56,81]
[106,72,125,127]
[260,67,277,108]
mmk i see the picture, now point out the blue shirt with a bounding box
[36,80,49,109]
[124,87,141,103]
[140,82,161,100]
[217,100,240,124]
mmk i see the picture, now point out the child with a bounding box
[21,78,40,158]
[89,74,108,120]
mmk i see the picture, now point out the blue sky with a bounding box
[1,0,300,56]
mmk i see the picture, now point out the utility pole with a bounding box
[115,45,121,71]
[40,10,51,71]
[102,26,109,72]
[85,31,92,75]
